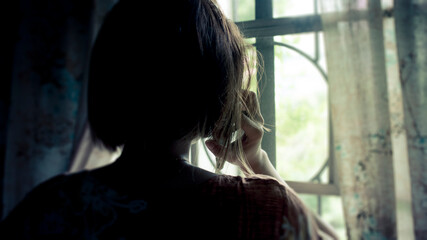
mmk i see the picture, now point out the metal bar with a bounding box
[255,0,276,167]
[314,0,320,62]
[272,41,328,82]
[309,158,329,182]
[237,14,322,38]
[255,0,272,19]
[236,9,394,38]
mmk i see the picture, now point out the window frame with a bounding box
[234,0,340,196]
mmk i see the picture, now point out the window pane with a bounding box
[274,33,317,61]
[300,194,346,239]
[218,0,255,22]
[299,194,318,212]
[274,33,329,182]
[321,195,346,239]
[273,0,316,18]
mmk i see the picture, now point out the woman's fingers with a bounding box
[205,90,265,167]
[205,138,240,165]
[241,113,263,144]
[205,115,263,161]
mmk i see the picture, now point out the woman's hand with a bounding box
[205,91,266,171]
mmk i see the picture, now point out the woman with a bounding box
[1,0,338,239]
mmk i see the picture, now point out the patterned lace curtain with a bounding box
[2,0,118,218]
[320,0,426,239]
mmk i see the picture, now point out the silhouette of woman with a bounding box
[1,0,338,239]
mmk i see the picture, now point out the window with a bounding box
[192,0,346,238]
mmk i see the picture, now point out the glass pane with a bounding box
[217,0,234,19]
[273,0,316,18]
[321,196,346,239]
[299,194,318,212]
[274,32,328,71]
[234,0,255,21]
[274,33,329,182]
[218,0,255,22]
[320,165,329,183]
[274,33,317,60]
[299,194,346,239]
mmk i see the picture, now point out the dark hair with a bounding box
[88,0,258,172]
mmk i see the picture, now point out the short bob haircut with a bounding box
[88,0,259,173]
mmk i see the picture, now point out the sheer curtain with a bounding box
[320,0,426,239]
[2,0,118,218]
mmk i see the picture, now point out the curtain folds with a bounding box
[394,1,427,238]
[3,0,118,218]
[321,0,426,239]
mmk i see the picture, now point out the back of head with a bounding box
[88,0,252,163]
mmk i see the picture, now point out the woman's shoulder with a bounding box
[201,174,288,197]
[20,170,92,205]
[4,170,85,212]
[200,174,292,213]
[2,170,90,216]
[200,174,318,239]
[1,169,152,239]
[32,170,88,193]
[1,170,113,236]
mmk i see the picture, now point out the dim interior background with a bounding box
[1,0,426,239]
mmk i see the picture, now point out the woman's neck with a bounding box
[111,137,192,171]
[94,137,217,189]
